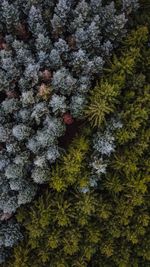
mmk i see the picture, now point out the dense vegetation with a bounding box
[0,0,136,216]
[0,0,139,261]
[1,5,149,266]
[0,0,150,266]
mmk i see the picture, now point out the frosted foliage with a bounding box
[72,49,88,73]
[1,1,19,31]
[49,49,62,69]
[28,6,45,35]
[12,124,32,141]
[70,94,86,117]
[87,21,101,49]
[78,76,91,93]
[36,34,51,52]
[3,196,18,214]
[122,0,139,11]
[24,63,39,86]
[81,119,122,193]
[17,108,32,123]
[31,102,49,124]
[55,0,70,19]
[47,146,60,163]
[54,38,69,54]
[26,138,40,154]
[90,0,102,13]
[26,121,63,152]
[52,68,77,95]
[34,155,47,168]
[91,157,107,175]
[17,184,37,205]
[36,129,56,147]
[0,221,23,248]
[14,152,29,166]
[0,0,138,256]
[102,40,113,56]
[9,178,26,191]
[74,0,90,19]
[2,99,19,114]
[31,167,51,184]
[51,0,71,30]
[12,40,32,65]
[22,91,35,106]
[0,155,9,171]
[6,143,20,155]
[5,164,25,180]
[90,118,123,185]
[89,129,115,186]
[49,94,67,114]
[94,130,115,156]
[44,116,65,136]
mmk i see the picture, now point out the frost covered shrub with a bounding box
[0,219,22,264]
[89,118,122,188]
[49,94,67,115]
[122,0,139,11]
[0,0,138,260]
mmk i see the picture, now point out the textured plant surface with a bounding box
[2,15,150,266]
[6,23,150,267]
[0,0,140,263]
